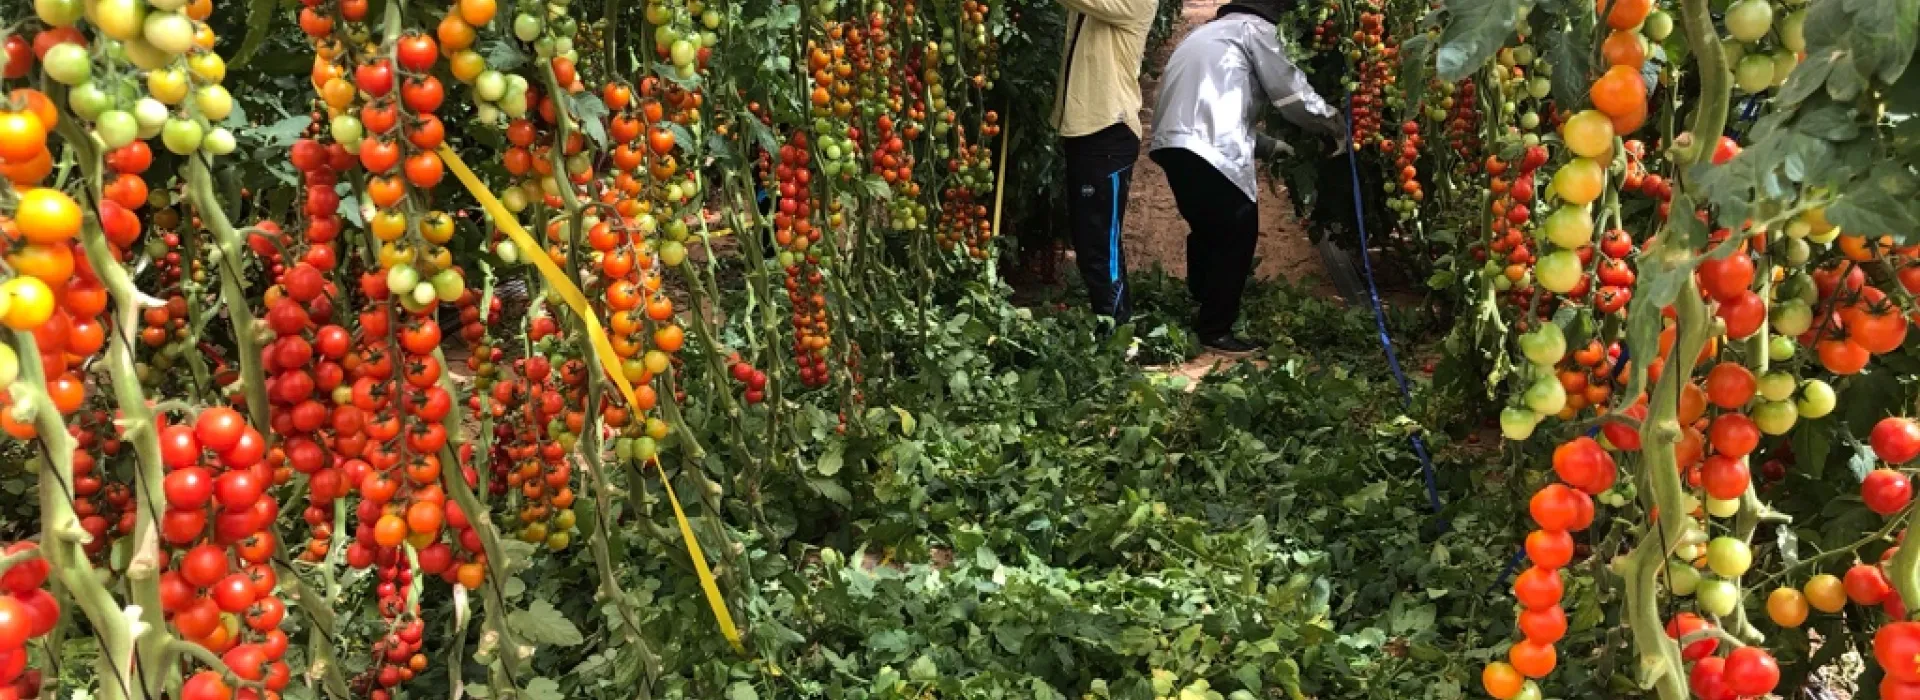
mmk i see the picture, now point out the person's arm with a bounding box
[1056,0,1157,29]
[1244,23,1346,141]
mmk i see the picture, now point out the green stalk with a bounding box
[185,159,272,430]
[1619,268,1704,700]
[1670,0,1732,172]
[13,333,139,700]
[44,114,182,691]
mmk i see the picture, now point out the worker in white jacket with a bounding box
[1149,0,1345,354]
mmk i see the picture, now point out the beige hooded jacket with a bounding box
[1049,0,1159,138]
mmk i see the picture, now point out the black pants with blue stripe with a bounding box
[1064,123,1139,329]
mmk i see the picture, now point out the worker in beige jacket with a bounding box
[1050,0,1157,333]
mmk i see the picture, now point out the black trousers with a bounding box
[1152,148,1258,339]
[1064,123,1139,327]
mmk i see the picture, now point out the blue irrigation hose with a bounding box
[1343,95,1444,516]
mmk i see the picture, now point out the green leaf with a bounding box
[861,175,893,199]
[567,93,611,147]
[509,600,585,646]
[1828,164,1920,244]
[975,545,1002,570]
[1397,34,1435,111]
[1776,50,1836,107]
[1792,102,1861,141]
[335,188,364,228]
[746,3,801,30]
[908,655,939,682]
[1850,440,1878,482]
[1828,51,1867,101]
[522,678,564,700]
[1846,0,1920,83]
[664,122,697,159]
[252,116,311,149]
[727,682,761,700]
[1436,0,1524,81]
[808,477,852,507]
[1534,5,1594,106]
[484,40,530,72]
[1340,481,1390,511]
[816,443,844,476]
[229,0,279,69]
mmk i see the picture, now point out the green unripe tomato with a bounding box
[1780,10,1807,52]
[1667,563,1701,596]
[1735,54,1775,93]
[36,0,85,26]
[1770,299,1812,336]
[1772,52,1798,87]
[1500,406,1539,440]
[1796,379,1836,418]
[1769,335,1796,362]
[1519,323,1566,366]
[1724,0,1774,42]
[514,14,543,41]
[430,269,465,302]
[202,127,237,155]
[386,264,421,296]
[94,110,139,148]
[1757,371,1798,402]
[67,82,111,120]
[476,71,508,102]
[1523,375,1567,415]
[1696,579,1740,616]
[41,43,91,84]
[1643,10,1674,41]
[1752,399,1799,435]
[0,344,17,389]
[659,240,687,267]
[160,117,204,155]
[1707,537,1752,577]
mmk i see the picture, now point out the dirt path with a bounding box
[1121,0,1331,294]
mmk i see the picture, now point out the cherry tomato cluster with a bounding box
[1343,7,1392,145]
[1308,0,1340,52]
[1618,139,1674,219]
[0,183,105,438]
[1441,80,1482,161]
[1482,435,1614,698]
[70,411,135,556]
[768,134,833,388]
[729,357,769,405]
[0,542,58,698]
[1384,120,1423,218]
[1480,145,1548,299]
[156,408,295,697]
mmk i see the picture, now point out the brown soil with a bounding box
[1120,0,1332,295]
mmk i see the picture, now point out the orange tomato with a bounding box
[1603,0,1653,29]
[1602,29,1646,68]
[1509,639,1557,678]
[0,111,46,163]
[1591,65,1647,119]
[13,188,82,243]
[1482,662,1525,699]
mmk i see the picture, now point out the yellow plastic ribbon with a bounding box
[437,145,746,654]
